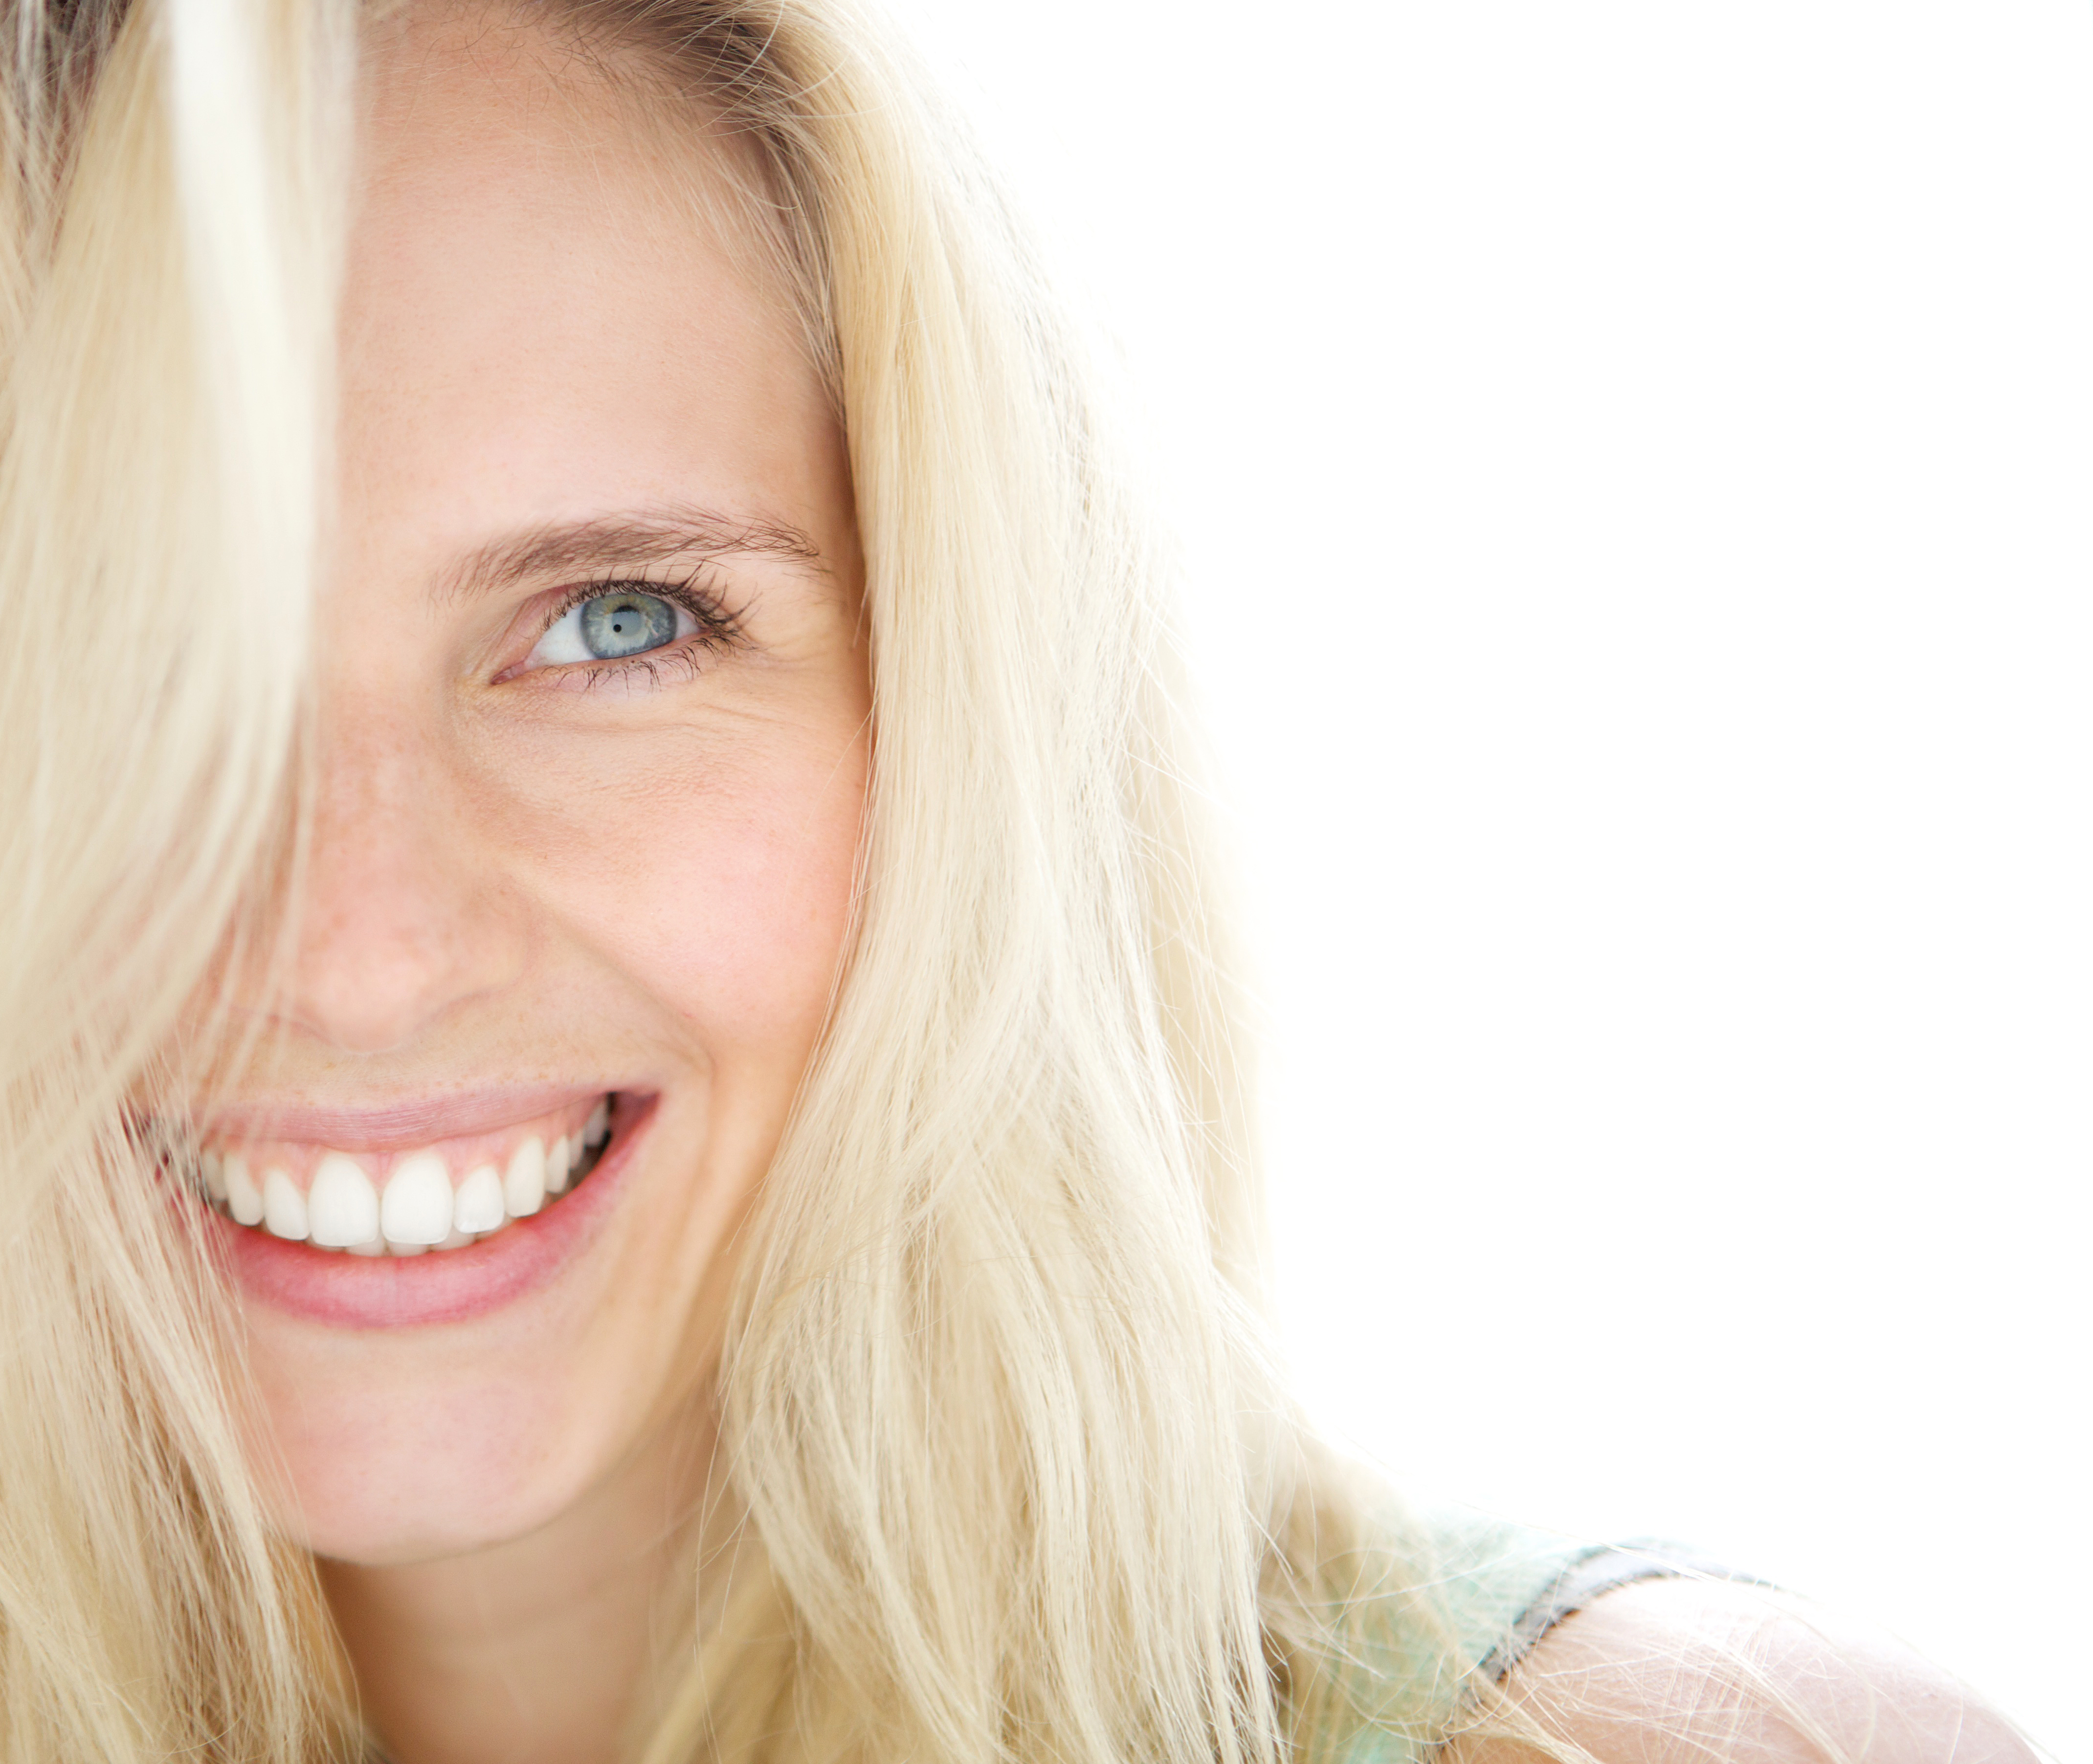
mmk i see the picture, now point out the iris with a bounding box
[579,592,676,659]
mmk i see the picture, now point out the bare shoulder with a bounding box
[1443,1576,2041,1764]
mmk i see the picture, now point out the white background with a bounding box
[880,3,2090,1755]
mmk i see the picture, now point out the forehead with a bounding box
[339,6,836,585]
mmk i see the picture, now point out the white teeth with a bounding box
[310,1153,379,1248]
[223,1155,264,1228]
[381,1150,453,1247]
[261,1168,308,1240]
[453,1163,505,1234]
[504,1137,547,1218]
[202,1098,612,1255]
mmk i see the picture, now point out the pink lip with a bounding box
[199,1085,608,1152]
[204,1093,656,1329]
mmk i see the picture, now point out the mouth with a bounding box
[180,1091,625,1257]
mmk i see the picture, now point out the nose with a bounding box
[271,702,525,1056]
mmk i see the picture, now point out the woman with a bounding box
[0,0,2036,1759]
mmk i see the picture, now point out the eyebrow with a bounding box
[432,503,826,606]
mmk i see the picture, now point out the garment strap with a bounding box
[1320,1509,1742,1764]
[1478,1538,1742,1683]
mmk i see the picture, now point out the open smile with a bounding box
[188,1093,620,1257]
[170,1090,660,1328]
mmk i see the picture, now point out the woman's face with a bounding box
[200,14,868,1563]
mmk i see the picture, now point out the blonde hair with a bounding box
[0,0,1479,1759]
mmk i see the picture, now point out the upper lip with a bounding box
[192,1084,618,1151]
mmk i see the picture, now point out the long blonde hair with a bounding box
[0,0,1423,1758]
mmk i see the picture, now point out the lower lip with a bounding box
[207,1095,655,1329]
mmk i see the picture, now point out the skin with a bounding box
[202,9,2037,1764]
[214,11,867,1762]
[1453,1579,2039,1764]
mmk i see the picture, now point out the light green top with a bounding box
[1317,1509,1676,1763]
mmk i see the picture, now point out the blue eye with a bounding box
[526,589,692,670]
[579,592,674,658]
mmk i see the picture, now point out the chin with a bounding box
[259,1355,621,1565]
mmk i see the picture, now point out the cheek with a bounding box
[502,713,867,1061]
[623,775,857,1047]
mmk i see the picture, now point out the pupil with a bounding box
[579,592,675,660]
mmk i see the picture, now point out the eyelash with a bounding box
[524,571,746,690]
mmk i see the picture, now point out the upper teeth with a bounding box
[198,1097,612,1257]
